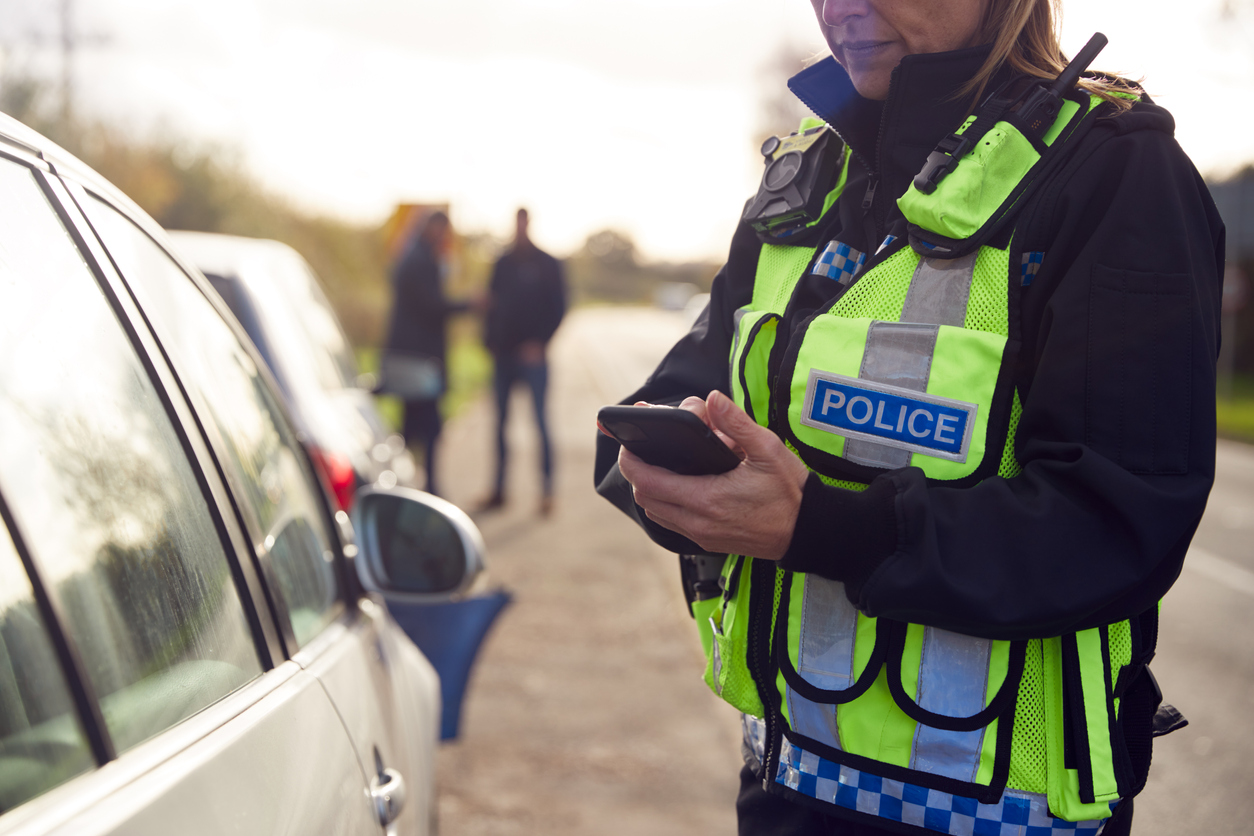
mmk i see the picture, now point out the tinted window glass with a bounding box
[83,199,341,648]
[0,525,94,812]
[0,159,262,757]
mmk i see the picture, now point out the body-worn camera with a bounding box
[742,125,845,237]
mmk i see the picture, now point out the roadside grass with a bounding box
[355,318,492,433]
[1217,375,1254,444]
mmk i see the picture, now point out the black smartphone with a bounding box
[597,404,741,476]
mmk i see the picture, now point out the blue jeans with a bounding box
[492,355,553,497]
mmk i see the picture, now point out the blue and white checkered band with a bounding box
[1021,252,1045,286]
[876,234,898,255]
[801,370,978,463]
[813,240,866,285]
[776,738,1113,836]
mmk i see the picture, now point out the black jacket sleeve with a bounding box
[780,111,1225,640]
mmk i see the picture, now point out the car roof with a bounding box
[0,112,217,290]
[165,231,305,284]
[0,112,141,223]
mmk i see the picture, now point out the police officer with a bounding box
[594,0,1224,834]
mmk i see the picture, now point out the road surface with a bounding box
[433,306,1253,835]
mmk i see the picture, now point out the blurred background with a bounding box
[2,0,1252,430]
[3,2,1254,834]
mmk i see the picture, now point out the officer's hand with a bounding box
[618,390,808,560]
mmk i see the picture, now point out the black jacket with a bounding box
[385,237,462,364]
[484,244,567,356]
[594,46,1225,642]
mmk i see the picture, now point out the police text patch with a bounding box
[800,370,978,463]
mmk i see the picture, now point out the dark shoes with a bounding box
[476,493,506,513]
[475,492,554,517]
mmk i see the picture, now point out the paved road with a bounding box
[433,307,1253,835]
[435,307,740,836]
[1138,439,1254,834]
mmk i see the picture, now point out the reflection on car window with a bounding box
[82,199,341,648]
[0,525,94,812]
[255,249,358,394]
[0,159,262,761]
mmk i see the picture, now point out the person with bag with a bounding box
[382,210,467,496]
[594,0,1224,833]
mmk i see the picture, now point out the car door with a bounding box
[73,185,439,836]
[0,137,382,836]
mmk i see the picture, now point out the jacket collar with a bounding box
[788,45,1005,202]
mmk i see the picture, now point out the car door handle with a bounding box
[370,767,406,827]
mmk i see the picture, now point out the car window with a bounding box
[81,198,342,649]
[0,524,94,812]
[248,249,358,394]
[0,158,262,760]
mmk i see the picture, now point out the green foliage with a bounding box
[65,124,394,348]
[0,63,722,433]
[1217,375,1254,444]
[567,227,719,305]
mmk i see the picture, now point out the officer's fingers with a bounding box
[707,391,781,460]
[708,392,806,485]
[640,499,724,552]
[678,395,711,425]
[617,446,650,484]
[619,449,700,507]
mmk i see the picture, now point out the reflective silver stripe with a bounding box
[798,575,860,687]
[844,322,938,467]
[909,627,993,782]
[900,251,978,327]
[786,575,859,749]
[730,306,751,392]
[710,616,724,694]
[787,692,843,751]
[843,254,977,468]
[742,713,768,769]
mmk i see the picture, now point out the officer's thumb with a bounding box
[707,391,771,459]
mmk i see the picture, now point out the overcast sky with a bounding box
[3,0,1252,261]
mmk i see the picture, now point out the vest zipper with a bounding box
[865,65,903,246]
[860,178,878,211]
[747,558,778,782]
[860,177,880,255]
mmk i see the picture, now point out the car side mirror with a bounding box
[351,487,485,599]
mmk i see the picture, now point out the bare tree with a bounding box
[756,41,825,145]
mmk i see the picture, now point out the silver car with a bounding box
[0,113,482,833]
[164,231,418,512]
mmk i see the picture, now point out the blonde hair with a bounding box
[961,0,1140,112]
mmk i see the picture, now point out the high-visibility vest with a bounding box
[692,92,1161,833]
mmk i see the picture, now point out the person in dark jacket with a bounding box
[594,0,1224,834]
[482,208,567,515]
[383,210,465,496]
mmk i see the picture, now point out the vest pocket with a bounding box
[775,570,887,705]
[773,574,1023,802]
[780,314,1013,486]
[698,555,765,717]
[1044,611,1158,821]
[730,310,781,427]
